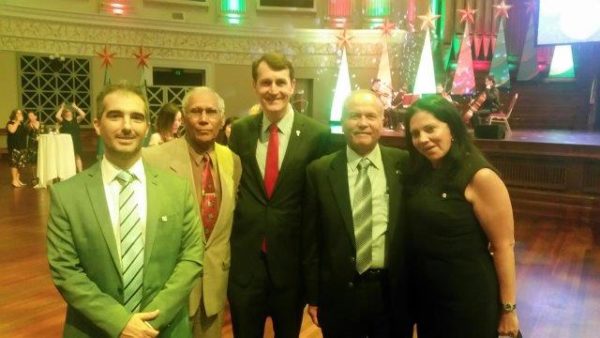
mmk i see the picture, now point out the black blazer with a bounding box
[228,112,330,289]
[302,145,411,334]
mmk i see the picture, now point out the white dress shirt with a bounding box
[101,156,147,265]
[346,144,389,269]
[256,104,295,178]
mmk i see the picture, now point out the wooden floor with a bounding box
[1,160,599,337]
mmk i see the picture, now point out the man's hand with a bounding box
[119,310,160,338]
[307,305,319,327]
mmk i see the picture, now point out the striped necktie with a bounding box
[116,170,144,312]
[353,158,373,274]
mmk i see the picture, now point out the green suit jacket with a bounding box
[47,161,204,338]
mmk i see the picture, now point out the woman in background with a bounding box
[217,116,238,145]
[25,111,41,184]
[148,103,182,146]
[6,109,28,187]
[56,102,86,172]
[404,96,519,338]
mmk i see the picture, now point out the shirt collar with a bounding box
[101,156,146,184]
[346,144,382,171]
[187,144,216,167]
[261,104,294,135]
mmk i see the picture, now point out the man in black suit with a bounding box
[227,52,330,338]
[302,89,411,338]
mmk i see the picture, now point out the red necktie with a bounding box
[264,123,279,199]
[262,124,279,253]
[201,154,218,239]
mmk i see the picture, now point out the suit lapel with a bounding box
[86,163,122,275]
[276,112,303,191]
[381,147,402,258]
[246,115,268,201]
[328,151,356,249]
[206,144,234,248]
[144,164,160,266]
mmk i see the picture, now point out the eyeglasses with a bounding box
[187,107,220,118]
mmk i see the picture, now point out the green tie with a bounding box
[353,158,373,274]
[116,171,144,312]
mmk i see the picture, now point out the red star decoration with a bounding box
[133,46,151,69]
[418,10,441,31]
[525,1,536,15]
[96,46,116,68]
[378,19,396,37]
[336,29,353,50]
[494,1,512,20]
[458,5,477,25]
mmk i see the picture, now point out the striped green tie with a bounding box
[353,158,373,274]
[116,171,144,312]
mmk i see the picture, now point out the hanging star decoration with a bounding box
[133,46,151,69]
[458,5,477,25]
[379,19,396,38]
[418,10,441,31]
[525,1,536,15]
[336,29,353,50]
[494,0,513,19]
[96,45,116,68]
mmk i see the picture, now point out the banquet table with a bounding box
[35,133,76,188]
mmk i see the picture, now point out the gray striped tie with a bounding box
[116,171,144,312]
[353,158,372,274]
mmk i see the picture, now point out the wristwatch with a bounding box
[501,303,517,312]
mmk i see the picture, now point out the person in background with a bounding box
[227,52,330,338]
[143,86,242,338]
[6,109,28,187]
[302,90,412,338]
[56,102,86,172]
[148,103,182,146]
[404,96,519,338]
[471,75,501,127]
[47,82,204,338]
[216,116,238,146]
[25,111,41,185]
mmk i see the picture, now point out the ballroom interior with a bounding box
[1,0,600,337]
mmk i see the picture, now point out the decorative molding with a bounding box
[0,4,406,68]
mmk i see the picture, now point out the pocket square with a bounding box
[161,216,168,222]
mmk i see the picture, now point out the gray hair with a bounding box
[181,86,225,116]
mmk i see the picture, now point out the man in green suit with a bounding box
[47,83,204,338]
[302,90,412,337]
[227,52,330,338]
[143,87,242,338]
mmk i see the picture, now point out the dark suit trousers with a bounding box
[228,253,304,338]
[320,270,392,338]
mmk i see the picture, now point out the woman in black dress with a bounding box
[56,102,86,172]
[25,110,41,183]
[404,96,519,338]
[6,109,28,187]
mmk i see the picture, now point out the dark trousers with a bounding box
[320,269,392,338]
[228,254,304,338]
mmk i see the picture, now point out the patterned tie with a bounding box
[201,154,219,239]
[116,171,144,312]
[353,158,373,274]
[264,123,279,199]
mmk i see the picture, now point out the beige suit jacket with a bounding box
[143,138,241,317]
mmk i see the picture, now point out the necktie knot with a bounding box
[357,158,371,171]
[202,153,211,165]
[269,123,278,135]
[116,171,135,186]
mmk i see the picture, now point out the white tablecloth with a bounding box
[35,134,76,188]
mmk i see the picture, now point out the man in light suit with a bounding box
[302,90,412,338]
[227,52,330,338]
[47,83,204,338]
[143,87,242,338]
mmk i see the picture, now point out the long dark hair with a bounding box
[155,103,181,140]
[404,95,483,179]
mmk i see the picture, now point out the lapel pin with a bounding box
[161,216,168,222]
[296,130,301,137]
[395,170,400,174]
[441,193,447,199]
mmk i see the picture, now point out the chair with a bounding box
[490,92,518,135]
